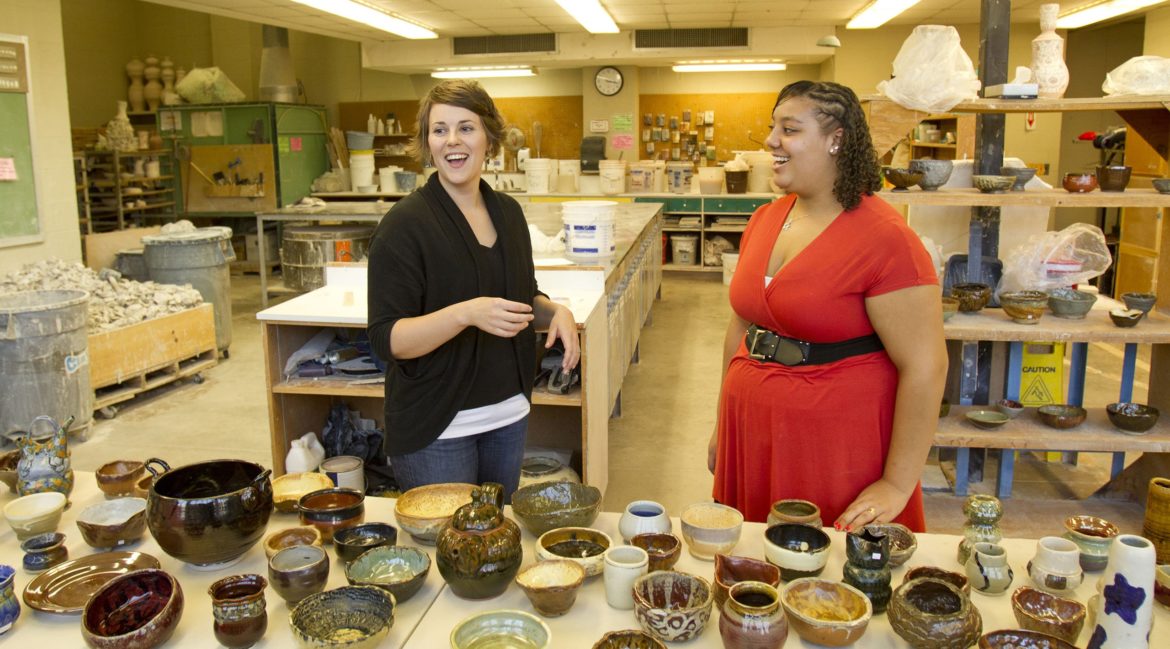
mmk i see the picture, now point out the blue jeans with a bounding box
[389,417,527,501]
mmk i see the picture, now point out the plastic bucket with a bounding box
[628,162,656,193]
[280,225,374,293]
[670,234,699,266]
[345,130,375,151]
[599,160,626,195]
[562,201,617,258]
[143,227,235,353]
[394,171,418,192]
[722,251,739,285]
[725,170,749,194]
[666,162,694,194]
[526,158,554,194]
[557,159,580,193]
[653,161,667,192]
[698,166,725,195]
[742,151,774,193]
[0,289,93,439]
[349,152,376,191]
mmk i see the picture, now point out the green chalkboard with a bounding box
[0,89,41,243]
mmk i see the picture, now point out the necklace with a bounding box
[781,215,803,232]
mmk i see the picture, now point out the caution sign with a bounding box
[1019,342,1064,407]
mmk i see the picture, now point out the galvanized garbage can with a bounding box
[143,226,235,354]
[0,290,93,439]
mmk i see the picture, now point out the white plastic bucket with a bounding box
[628,162,656,193]
[526,158,553,194]
[557,159,580,193]
[379,166,401,193]
[653,161,666,193]
[599,160,626,195]
[666,162,694,194]
[349,151,376,191]
[722,251,739,286]
[671,234,699,266]
[742,151,774,193]
[562,201,617,258]
[697,166,725,195]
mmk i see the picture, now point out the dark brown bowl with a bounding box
[903,566,969,595]
[268,544,330,604]
[1062,172,1097,193]
[713,553,780,610]
[82,569,184,649]
[884,167,924,191]
[888,577,982,649]
[1096,165,1131,192]
[298,488,365,544]
[951,283,991,312]
[1106,402,1159,434]
[95,460,147,498]
[1011,586,1086,645]
[631,532,682,572]
[866,522,917,567]
[1110,308,1143,328]
[592,629,667,649]
[979,628,1078,648]
[1037,405,1087,430]
[332,522,397,563]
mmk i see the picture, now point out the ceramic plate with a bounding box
[22,551,161,614]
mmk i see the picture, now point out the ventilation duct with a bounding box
[259,25,298,103]
[453,33,557,56]
[633,28,749,49]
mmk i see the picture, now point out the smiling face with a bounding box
[764,96,843,198]
[427,103,488,193]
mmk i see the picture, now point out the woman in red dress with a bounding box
[708,81,947,533]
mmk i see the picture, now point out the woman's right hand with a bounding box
[460,297,534,337]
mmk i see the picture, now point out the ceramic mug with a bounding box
[1027,536,1083,596]
[603,545,648,610]
[618,500,672,543]
[320,456,364,493]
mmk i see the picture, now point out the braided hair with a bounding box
[775,81,881,211]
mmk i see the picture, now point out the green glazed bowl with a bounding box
[511,480,602,537]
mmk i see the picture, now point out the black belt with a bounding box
[745,324,884,366]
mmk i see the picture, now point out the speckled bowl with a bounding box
[290,586,394,649]
[888,577,983,649]
[951,283,992,312]
[884,167,924,191]
[1000,290,1049,325]
[264,526,323,560]
[679,502,743,560]
[535,527,612,578]
[345,545,430,604]
[515,559,586,617]
[631,533,682,572]
[591,629,667,649]
[972,175,1016,193]
[910,159,954,191]
[333,522,398,564]
[978,628,1078,648]
[782,578,872,647]
[1011,586,1086,644]
[1037,405,1087,430]
[632,571,714,643]
[1106,402,1159,434]
[75,497,148,549]
[81,569,184,649]
[273,472,335,514]
[1001,166,1037,191]
[451,610,550,649]
[511,480,602,537]
[393,482,475,544]
[1047,288,1097,319]
[966,410,1011,429]
[1120,292,1156,317]
[866,523,917,568]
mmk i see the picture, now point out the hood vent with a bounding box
[634,28,749,49]
[453,33,557,56]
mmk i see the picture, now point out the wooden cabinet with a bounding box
[907,113,977,161]
[638,195,771,272]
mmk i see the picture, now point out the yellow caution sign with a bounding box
[1019,342,1064,407]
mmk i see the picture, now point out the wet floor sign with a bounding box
[1019,342,1064,407]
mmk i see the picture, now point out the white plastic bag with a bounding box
[1102,56,1170,96]
[175,66,246,104]
[999,223,1112,294]
[877,25,981,113]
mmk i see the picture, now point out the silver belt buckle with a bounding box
[747,328,767,361]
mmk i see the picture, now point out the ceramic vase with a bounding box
[765,499,822,527]
[143,54,162,112]
[1031,3,1069,99]
[105,101,138,153]
[618,500,672,542]
[1028,536,1084,596]
[957,494,1003,566]
[842,528,893,613]
[0,566,19,635]
[125,57,145,112]
[965,542,1014,596]
[719,580,788,649]
[888,577,982,649]
[160,56,180,106]
[209,574,268,649]
[15,415,74,499]
[1088,534,1156,649]
[436,482,523,600]
[1143,477,1170,564]
[1065,515,1119,571]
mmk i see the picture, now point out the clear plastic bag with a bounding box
[175,66,246,104]
[1102,56,1170,96]
[998,223,1112,294]
[877,25,981,113]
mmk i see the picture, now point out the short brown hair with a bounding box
[409,80,506,167]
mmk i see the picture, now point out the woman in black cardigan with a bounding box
[368,80,579,498]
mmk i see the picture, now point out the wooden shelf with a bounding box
[879,187,1170,208]
[910,140,957,149]
[274,377,382,397]
[865,95,1170,115]
[532,389,582,407]
[662,226,701,232]
[943,300,1170,343]
[706,225,747,233]
[123,201,175,212]
[937,405,1170,453]
[663,263,710,272]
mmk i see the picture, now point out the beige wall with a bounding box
[1145,5,1170,57]
[581,66,639,160]
[639,64,821,95]
[1,0,82,273]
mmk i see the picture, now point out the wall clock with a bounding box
[594,66,624,96]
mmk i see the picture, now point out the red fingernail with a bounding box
[845,525,852,532]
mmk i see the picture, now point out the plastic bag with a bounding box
[877,25,981,113]
[998,223,1112,294]
[1103,56,1170,96]
[175,66,246,104]
[704,235,736,266]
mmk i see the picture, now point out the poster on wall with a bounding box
[611,134,634,150]
[0,34,42,247]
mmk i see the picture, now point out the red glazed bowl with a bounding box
[1062,173,1097,193]
[82,569,184,649]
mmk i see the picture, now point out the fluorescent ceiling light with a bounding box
[1056,0,1167,29]
[555,0,619,33]
[290,0,437,39]
[847,0,923,29]
[672,61,786,73]
[431,67,536,79]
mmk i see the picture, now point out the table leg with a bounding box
[1062,342,1089,466]
[257,212,269,308]
[954,447,970,496]
[1119,343,1137,402]
[996,449,1015,498]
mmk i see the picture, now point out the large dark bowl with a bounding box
[1096,165,1132,192]
[82,569,184,649]
[511,480,602,536]
[884,167,923,191]
[333,522,397,563]
[146,459,273,567]
[299,488,365,544]
[1106,402,1160,434]
[1037,405,1087,430]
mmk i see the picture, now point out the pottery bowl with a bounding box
[1153,178,1170,194]
[782,578,871,647]
[910,159,954,191]
[766,498,823,527]
[1155,564,1170,608]
[146,458,273,567]
[298,488,365,544]
[450,610,550,649]
[713,553,781,610]
[1037,405,1087,430]
[76,497,148,549]
[972,174,1016,194]
[1096,164,1132,192]
[268,544,330,604]
[966,410,1011,430]
[1120,291,1157,316]
[264,526,324,560]
[883,167,923,191]
[1011,586,1086,644]
[511,480,602,537]
[632,570,713,643]
[20,531,68,572]
[941,297,960,322]
[631,533,682,572]
[951,283,992,312]
[1106,402,1159,434]
[273,472,335,513]
[679,502,743,560]
[978,628,1078,648]
[1062,172,1097,193]
[888,577,982,649]
[333,522,397,564]
[4,491,67,540]
[763,523,831,580]
[132,474,154,500]
[903,566,970,595]
[1000,166,1038,191]
[345,545,430,604]
[515,559,586,617]
[95,460,146,498]
[866,522,917,567]
[996,399,1026,419]
[393,482,475,544]
[1000,290,1049,324]
[1062,515,1118,571]
[81,569,184,649]
[535,527,612,578]
[1047,288,1098,319]
[0,449,18,492]
[1110,307,1144,327]
[290,586,395,649]
[591,629,667,649]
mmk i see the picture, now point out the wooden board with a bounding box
[862,95,1170,114]
[638,93,776,163]
[937,405,1170,452]
[943,298,1170,343]
[83,226,161,271]
[88,304,217,389]
[182,144,276,213]
[879,187,1170,208]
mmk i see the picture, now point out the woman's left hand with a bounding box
[834,479,913,532]
[546,305,580,371]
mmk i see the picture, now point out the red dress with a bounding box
[713,193,937,531]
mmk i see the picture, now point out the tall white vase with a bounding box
[1031,3,1069,99]
[1088,534,1156,649]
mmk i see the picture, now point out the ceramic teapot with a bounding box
[436,482,522,599]
[15,415,74,499]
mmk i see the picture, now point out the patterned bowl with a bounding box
[81,569,184,649]
[1062,515,1118,571]
[903,566,970,595]
[1000,290,1049,325]
[535,527,611,578]
[1062,172,1097,193]
[345,545,430,604]
[631,533,682,573]
[264,526,323,560]
[632,571,713,643]
[972,175,1016,193]
[1011,585,1086,645]
[451,610,550,649]
[1105,402,1159,434]
[591,629,666,649]
[866,522,917,568]
[393,483,475,544]
[978,628,1078,648]
[951,283,992,312]
[333,522,398,564]
[763,523,831,581]
[290,586,395,649]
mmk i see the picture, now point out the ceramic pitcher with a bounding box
[436,482,522,599]
[15,415,74,499]
[1088,534,1156,649]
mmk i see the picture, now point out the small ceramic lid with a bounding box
[450,482,505,532]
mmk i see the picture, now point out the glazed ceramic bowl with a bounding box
[393,482,475,544]
[264,526,323,560]
[81,569,184,649]
[978,628,1078,648]
[1062,515,1118,571]
[1153,178,1170,194]
[996,399,1026,419]
[1096,164,1132,192]
[941,297,960,322]
[782,578,872,647]
[132,474,154,500]
[903,566,970,595]
[146,458,273,567]
[632,570,714,643]
[1121,291,1157,316]
[345,545,430,604]
[1063,172,1097,193]
[1037,405,1087,430]
[883,167,923,191]
[0,449,18,492]
[272,472,335,513]
[515,559,586,617]
[767,499,822,527]
[511,480,602,536]
[910,159,954,191]
[591,629,667,649]
[1000,290,1050,325]
[4,491,67,540]
[951,283,992,312]
[1001,166,1038,191]
[713,553,781,610]
[1106,402,1160,434]
[94,460,148,498]
[1011,586,1086,644]
[679,502,743,560]
[298,488,365,544]
[1155,564,1170,608]
[1110,307,1144,327]
[535,527,612,578]
[763,523,831,581]
[450,610,550,649]
[268,544,330,604]
[76,497,148,549]
[888,577,983,649]
[290,586,395,649]
[20,531,68,572]
[972,174,1016,194]
[966,410,1011,430]
[866,522,917,568]
[1047,288,1098,319]
[631,533,682,572]
[333,522,397,563]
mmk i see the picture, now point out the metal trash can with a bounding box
[280,225,374,292]
[143,226,235,354]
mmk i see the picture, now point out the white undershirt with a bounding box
[437,393,529,440]
[765,275,774,287]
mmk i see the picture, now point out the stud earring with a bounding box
[830,145,840,155]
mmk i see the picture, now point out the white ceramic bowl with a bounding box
[763,523,832,581]
[4,491,68,540]
[679,502,743,560]
[535,527,612,578]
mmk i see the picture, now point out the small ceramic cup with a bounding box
[766,499,822,528]
[603,545,649,610]
[268,545,330,605]
[1027,536,1083,596]
[618,500,671,543]
[320,456,364,493]
[20,532,68,573]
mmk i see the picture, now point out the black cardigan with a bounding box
[367,173,540,455]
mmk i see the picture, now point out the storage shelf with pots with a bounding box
[940,404,1170,453]
[75,149,179,232]
[905,113,976,162]
[637,196,771,272]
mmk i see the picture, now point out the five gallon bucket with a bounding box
[722,251,740,285]
[666,162,694,194]
[562,201,617,258]
[599,160,626,195]
[526,158,554,194]
[349,151,376,192]
[280,225,374,292]
[628,162,656,193]
[670,234,699,266]
[0,289,93,438]
[143,226,235,353]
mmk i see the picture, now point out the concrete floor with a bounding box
[66,271,1149,537]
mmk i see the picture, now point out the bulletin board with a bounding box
[0,35,42,247]
[638,93,778,163]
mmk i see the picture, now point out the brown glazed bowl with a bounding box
[631,533,682,572]
[979,628,1078,648]
[1011,585,1086,644]
[1062,172,1097,193]
[1037,405,1087,430]
[999,290,1050,325]
[951,283,992,312]
[332,522,398,563]
[146,458,273,567]
[592,629,667,649]
[515,559,586,617]
[972,175,1016,194]
[1096,164,1132,192]
[632,570,714,643]
[866,522,917,567]
[268,544,330,604]
[298,487,365,544]
[766,498,822,527]
[782,578,872,647]
[903,566,970,595]
[95,460,149,498]
[81,569,184,649]
[263,525,323,560]
[884,167,924,191]
[713,553,780,610]
[888,577,983,649]
[1110,308,1144,327]
[1106,402,1160,434]
[271,472,334,514]
[76,497,148,549]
